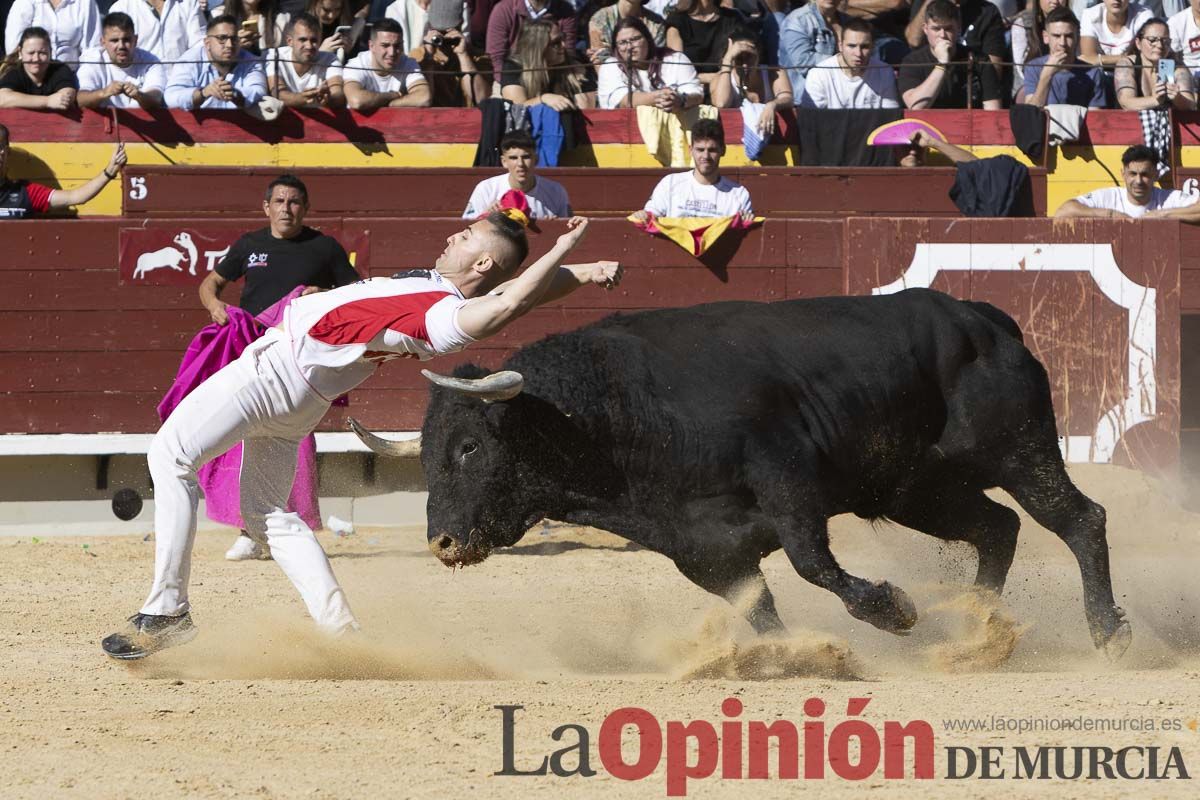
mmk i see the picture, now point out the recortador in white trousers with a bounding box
[142,329,358,634]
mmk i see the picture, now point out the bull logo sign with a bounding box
[117,228,235,286]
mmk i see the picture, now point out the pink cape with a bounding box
[156,288,321,531]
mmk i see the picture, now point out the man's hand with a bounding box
[629,210,650,224]
[1044,49,1070,72]
[556,216,590,251]
[931,38,953,65]
[320,32,348,52]
[652,87,679,110]
[585,260,622,290]
[300,286,324,296]
[204,78,236,102]
[208,301,229,325]
[102,80,126,99]
[757,100,777,136]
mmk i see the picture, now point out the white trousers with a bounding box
[141,331,358,634]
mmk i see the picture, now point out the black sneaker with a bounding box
[102,613,198,660]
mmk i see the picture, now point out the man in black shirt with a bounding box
[898,0,1001,109]
[200,174,360,320]
[198,174,360,560]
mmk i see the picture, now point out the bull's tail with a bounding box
[964,301,1024,343]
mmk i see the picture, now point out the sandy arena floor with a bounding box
[2,464,1199,798]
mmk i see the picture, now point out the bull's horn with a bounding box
[420,369,524,402]
[348,418,422,458]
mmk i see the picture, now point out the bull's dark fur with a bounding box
[418,289,1130,654]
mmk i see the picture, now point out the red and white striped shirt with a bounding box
[280,271,474,401]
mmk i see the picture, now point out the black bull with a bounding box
[353,289,1132,658]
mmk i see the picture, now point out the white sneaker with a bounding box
[225,534,271,561]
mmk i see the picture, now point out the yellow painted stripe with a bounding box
[9,140,1197,217]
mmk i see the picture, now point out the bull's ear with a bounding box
[421,369,523,402]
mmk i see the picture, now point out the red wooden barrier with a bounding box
[1,216,1180,473]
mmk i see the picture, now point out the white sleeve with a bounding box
[186,0,206,50]
[880,71,900,109]
[736,186,753,216]
[1079,7,1099,40]
[426,296,476,354]
[645,175,673,216]
[81,0,101,54]
[1075,189,1105,209]
[402,56,426,89]
[463,179,491,218]
[143,56,168,94]
[325,54,344,81]
[597,60,626,109]
[665,53,702,97]
[76,49,105,91]
[5,0,33,56]
[800,68,827,108]
[1165,190,1199,208]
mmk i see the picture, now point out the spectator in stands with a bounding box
[597,16,703,108]
[0,124,126,217]
[665,0,742,88]
[307,0,351,47]
[710,25,792,133]
[1169,0,1200,79]
[501,19,594,110]
[1022,7,1110,106]
[588,0,666,66]
[200,173,361,562]
[1056,144,1200,219]
[343,16,428,108]
[800,18,899,108]
[384,0,466,54]
[267,12,344,106]
[210,0,288,54]
[904,0,1006,78]
[0,26,77,109]
[108,0,205,63]
[779,0,848,96]
[463,130,572,219]
[410,0,488,107]
[4,0,100,66]
[1081,0,1154,66]
[631,118,753,220]
[899,0,1002,109]
[165,15,268,109]
[77,11,165,109]
[486,0,577,75]
[1012,0,1066,99]
[1115,16,1197,108]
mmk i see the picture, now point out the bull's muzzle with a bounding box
[429,530,492,567]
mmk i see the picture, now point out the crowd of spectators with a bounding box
[5,0,1200,113]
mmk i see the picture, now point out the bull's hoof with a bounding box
[847,581,918,635]
[1094,609,1132,661]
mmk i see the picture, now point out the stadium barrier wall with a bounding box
[0,108,1187,217]
[0,217,1181,472]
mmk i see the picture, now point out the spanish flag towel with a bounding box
[629,212,763,256]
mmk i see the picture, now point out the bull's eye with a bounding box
[460,441,478,460]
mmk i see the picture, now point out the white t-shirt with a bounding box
[342,51,426,94]
[1075,186,1198,217]
[281,272,473,401]
[1169,7,1200,72]
[1080,2,1154,55]
[596,52,703,109]
[462,173,573,219]
[266,47,343,92]
[799,55,899,110]
[76,47,167,107]
[645,171,753,218]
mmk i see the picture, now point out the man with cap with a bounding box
[408,0,490,107]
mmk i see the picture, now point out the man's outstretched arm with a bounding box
[491,260,623,307]
[457,217,606,340]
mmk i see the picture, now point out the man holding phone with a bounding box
[269,13,346,107]
[165,14,269,111]
[407,0,489,107]
[1114,17,1198,110]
